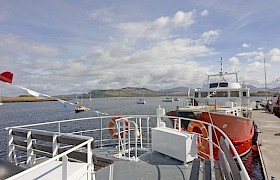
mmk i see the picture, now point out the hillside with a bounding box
[59,85,280,98]
[88,87,163,98]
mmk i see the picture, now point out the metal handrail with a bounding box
[5,113,250,180]
[6,137,93,180]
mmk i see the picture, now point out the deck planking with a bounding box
[252,109,280,180]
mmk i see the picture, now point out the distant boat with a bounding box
[162,97,174,102]
[136,85,146,104]
[162,86,174,102]
[75,105,90,113]
[74,94,90,113]
[137,98,146,104]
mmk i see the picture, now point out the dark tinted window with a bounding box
[210,83,218,88]
[219,82,228,87]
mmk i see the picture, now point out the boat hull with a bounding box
[167,110,254,159]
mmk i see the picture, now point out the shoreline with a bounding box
[0,94,269,103]
[1,97,71,103]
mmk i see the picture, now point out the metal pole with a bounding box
[264,58,268,101]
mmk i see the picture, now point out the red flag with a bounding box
[0,71,13,84]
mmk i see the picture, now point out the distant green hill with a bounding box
[59,86,277,99]
[88,87,163,98]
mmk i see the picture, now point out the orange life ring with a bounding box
[108,116,129,138]
[187,121,209,150]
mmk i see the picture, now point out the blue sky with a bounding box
[1,0,280,96]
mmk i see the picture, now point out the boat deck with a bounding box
[3,111,250,180]
[252,109,280,180]
[95,149,196,180]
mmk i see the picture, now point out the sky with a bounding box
[1,0,280,96]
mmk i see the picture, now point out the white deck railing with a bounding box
[5,107,250,180]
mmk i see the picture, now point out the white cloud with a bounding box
[246,61,263,72]
[201,10,209,17]
[242,43,250,48]
[200,30,220,44]
[267,48,280,62]
[236,50,265,61]
[172,11,195,27]
[229,56,239,66]
[116,10,196,41]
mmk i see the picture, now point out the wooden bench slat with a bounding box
[11,130,27,138]
[31,133,53,142]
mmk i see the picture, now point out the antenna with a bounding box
[217,57,223,77]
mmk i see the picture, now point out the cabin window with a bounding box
[201,92,208,97]
[216,91,228,97]
[195,92,199,98]
[209,83,218,88]
[219,82,228,87]
[230,91,239,97]
[243,91,247,97]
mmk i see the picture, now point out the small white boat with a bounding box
[162,97,174,102]
[75,105,90,113]
[136,98,146,104]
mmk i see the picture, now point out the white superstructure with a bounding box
[189,59,255,110]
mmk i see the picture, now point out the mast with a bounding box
[217,57,223,77]
[264,58,268,101]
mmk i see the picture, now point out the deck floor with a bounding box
[94,149,205,180]
[252,109,280,180]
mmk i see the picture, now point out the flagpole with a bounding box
[264,58,268,101]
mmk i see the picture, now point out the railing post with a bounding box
[208,125,214,167]
[27,131,35,166]
[58,122,61,133]
[128,121,131,159]
[157,107,166,127]
[122,121,127,152]
[109,164,114,180]
[53,134,58,157]
[147,117,150,149]
[100,118,103,148]
[62,155,68,180]
[178,118,181,131]
[87,141,94,180]
[134,122,138,161]
[8,129,15,162]
[139,118,143,148]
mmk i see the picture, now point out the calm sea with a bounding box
[0,96,264,179]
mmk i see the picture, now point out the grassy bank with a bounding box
[1,96,71,103]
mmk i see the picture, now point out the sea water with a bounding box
[0,96,264,179]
